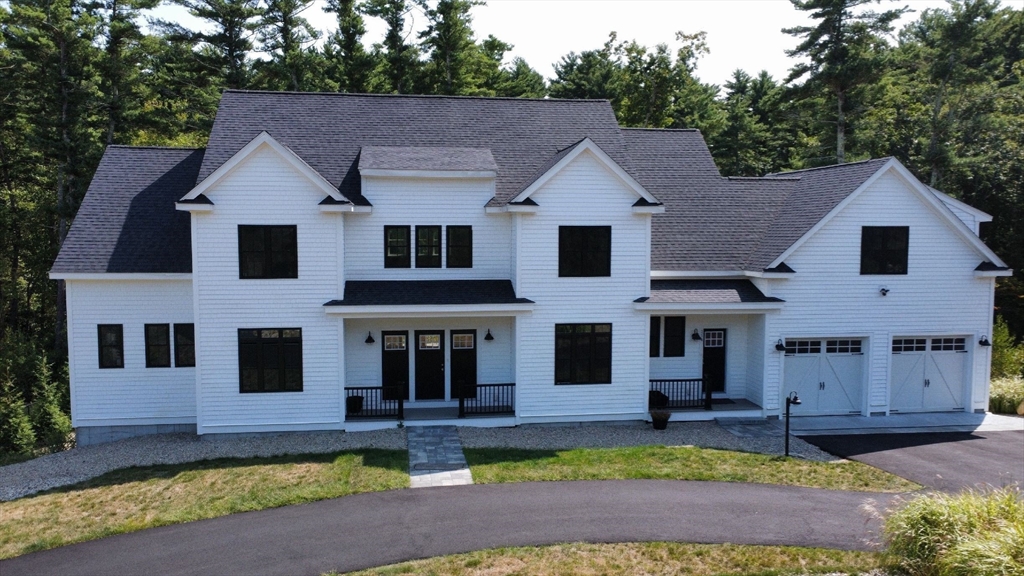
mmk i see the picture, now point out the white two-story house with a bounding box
[50,91,1011,444]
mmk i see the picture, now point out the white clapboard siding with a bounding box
[191,145,344,433]
[66,280,196,426]
[939,200,979,235]
[345,177,511,280]
[745,315,767,407]
[344,318,514,398]
[515,151,651,420]
[763,169,993,414]
[648,315,752,399]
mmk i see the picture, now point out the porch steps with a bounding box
[407,426,474,488]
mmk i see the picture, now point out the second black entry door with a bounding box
[414,330,445,400]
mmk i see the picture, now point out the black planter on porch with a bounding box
[345,395,364,415]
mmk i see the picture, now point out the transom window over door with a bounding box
[559,226,611,277]
[555,323,612,384]
[238,225,298,279]
[861,226,909,275]
[416,226,442,268]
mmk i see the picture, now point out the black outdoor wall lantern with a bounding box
[691,329,702,341]
[365,332,375,344]
[484,329,494,341]
[775,339,787,352]
[979,335,991,347]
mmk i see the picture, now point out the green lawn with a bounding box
[0,449,408,559]
[465,445,920,492]
[342,542,882,576]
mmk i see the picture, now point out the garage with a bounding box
[890,337,967,412]
[783,339,865,415]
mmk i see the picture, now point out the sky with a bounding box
[151,0,967,87]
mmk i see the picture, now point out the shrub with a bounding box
[880,486,1024,576]
[992,316,1024,379]
[30,356,73,452]
[990,377,1024,415]
[0,373,36,456]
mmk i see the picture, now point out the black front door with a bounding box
[702,329,726,393]
[450,330,477,399]
[381,331,409,400]
[415,330,445,400]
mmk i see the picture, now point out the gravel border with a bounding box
[0,429,406,502]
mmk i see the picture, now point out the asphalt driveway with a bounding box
[0,480,894,576]
[803,430,1024,492]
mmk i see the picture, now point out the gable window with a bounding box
[446,226,472,268]
[98,324,124,369]
[663,317,686,357]
[416,226,442,268]
[238,328,302,393]
[559,226,611,277]
[555,323,612,384]
[650,317,661,357]
[145,324,171,368]
[384,226,411,268]
[174,323,196,367]
[860,226,908,275]
[238,225,298,279]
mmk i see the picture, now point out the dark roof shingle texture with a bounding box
[358,146,498,172]
[645,280,784,304]
[327,280,533,306]
[51,147,204,274]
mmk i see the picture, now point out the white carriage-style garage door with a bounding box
[783,339,865,415]
[890,337,967,413]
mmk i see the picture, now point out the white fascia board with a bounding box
[975,269,1014,277]
[319,204,373,214]
[510,138,659,205]
[632,205,665,214]
[49,272,193,281]
[325,303,534,318]
[767,159,1007,269]
[175,202,214,212]
[633,301,784,313]
[485,204,538,214]
[182,131,346,202]
[360,169,496,179]
[929,186,993,222]
[651,270,791,279]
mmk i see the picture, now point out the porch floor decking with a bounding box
[661,398,763,413]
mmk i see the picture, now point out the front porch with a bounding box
[648,378,763,421]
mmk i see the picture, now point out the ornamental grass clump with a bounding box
[879,486,1024,576]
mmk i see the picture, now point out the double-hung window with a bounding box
[860,226,908,275]
[649,317,686,357]
[98,324,124,369]
[238,328,303,392]
[416,226,442,268]
[238,225,298,279]
[555,323,612,384]
[446,226,472,268]
[384,226,411,268]
[558,226,611,277]
[145,324,171,368]
[174,323,196,367]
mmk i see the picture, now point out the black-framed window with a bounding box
[238,328,302,393]
[860,226,908,275]
[663,316,686,357]
[97,324,124,369]
[555,323,612,384]
[145,324,171,368]
[649,317,661,357]
[416,225,442,268]
[174,323,195,367]
[384,226,411,268]
[447,226,472,268]
[559,226,611,277]
[238,225,298,279]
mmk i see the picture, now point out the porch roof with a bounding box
[325,280,534,318]
[634,280,784,313]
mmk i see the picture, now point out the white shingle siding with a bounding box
[345,176,511,280]
[764,169,993,414]
[191,145,344,433]
[514,151,650,420]
[66,280,195,427]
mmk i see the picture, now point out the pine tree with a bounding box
[361,0,420,93]
[30,355,72,451]
[0,373,36,456]
[417,0,482,95]
[170,0,262,90]
[257,0,319,91]
[322,0,374,93]
[94,0,160,145]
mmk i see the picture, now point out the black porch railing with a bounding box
[458,383,515,417]
[649,378,712,410]
[345,386,405,419]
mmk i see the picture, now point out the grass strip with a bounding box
[342,542,881,576]
[465,445,920,492]
[0,449,408,559]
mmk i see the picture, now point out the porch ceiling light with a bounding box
[365,331,375,344]
[979,335,991,347]
[692,329,702,341]
[484,329,494,341]
[775,339,787,352]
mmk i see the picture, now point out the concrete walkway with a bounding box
[407,426,473,488]
[790,412,1023,436]
[0,480,896,576]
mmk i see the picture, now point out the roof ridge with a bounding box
[222,89,610,104]
[766,157,888,176]
[621,127,700,133]
[726,176,801,181]
[108,145,204,151]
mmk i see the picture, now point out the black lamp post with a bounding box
[784,391,801,457]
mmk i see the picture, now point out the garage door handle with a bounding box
[819,381,824,390]
[924,379,930,387]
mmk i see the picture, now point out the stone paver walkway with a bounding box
[407,426,473,488]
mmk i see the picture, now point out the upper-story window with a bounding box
[145,324,171,368]
[238,225,297,279]
[97,324,124,369]
[860,226,908,275]
[416,226,442,268]
[174,323,196,367]
[447,226,472,268]
[384,226,411,268]
[559,226,611,277]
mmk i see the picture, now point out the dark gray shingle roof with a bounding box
[326,280,533,306]
[359,146,498,172]
[201,91,631,207]
[644,280,784,304]
[51,147,204,274]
